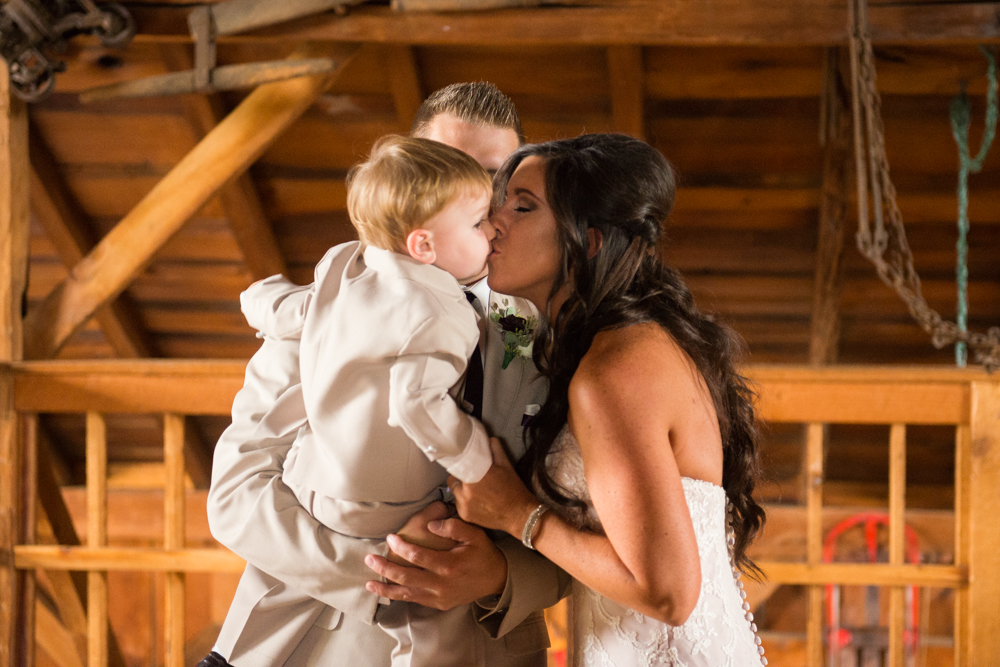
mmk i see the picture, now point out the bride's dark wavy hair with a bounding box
[494,133,766,575]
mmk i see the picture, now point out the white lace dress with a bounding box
[544,426,766,667]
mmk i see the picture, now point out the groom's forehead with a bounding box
[417,114,520,173]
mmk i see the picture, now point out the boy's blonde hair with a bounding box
[347,136,493,251]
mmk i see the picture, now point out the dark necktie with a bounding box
[463,291,484,421]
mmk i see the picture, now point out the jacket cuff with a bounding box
[437,419,491,483]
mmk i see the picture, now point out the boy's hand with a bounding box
[389,501,459,565]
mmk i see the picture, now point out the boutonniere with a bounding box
[489,299,537,370]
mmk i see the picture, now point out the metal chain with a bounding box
[949,46,998,366]
[848,0,1000,371]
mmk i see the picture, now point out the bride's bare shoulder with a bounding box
[570,322,695,409]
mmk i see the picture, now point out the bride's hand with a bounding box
[449,437,540,537]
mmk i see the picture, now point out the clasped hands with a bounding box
[364,437,540,610]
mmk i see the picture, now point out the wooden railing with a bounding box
[2,361,999,666]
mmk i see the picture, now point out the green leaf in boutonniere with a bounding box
[490,299,537,370]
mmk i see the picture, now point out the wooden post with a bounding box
[163,414,186,667]
[968,381,1000,666]
[887,424,906,667]
[86,412,108,667]
[22,45,356,359]
[954,423,972,667]
[0,56,30,667]
[805,422,825,667]
[809,47,849,366]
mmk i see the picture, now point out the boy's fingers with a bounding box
[427,517,480,543]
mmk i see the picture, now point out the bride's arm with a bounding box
[452,335,705,626]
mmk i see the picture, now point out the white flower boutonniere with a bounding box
[489,300,537,370]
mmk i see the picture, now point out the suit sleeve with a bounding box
[388,314,491,483]
[207,337,389,625]
[473,534,573,638]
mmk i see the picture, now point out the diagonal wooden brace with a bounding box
[24,45,358,360]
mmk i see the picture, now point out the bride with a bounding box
[449,133,768,666]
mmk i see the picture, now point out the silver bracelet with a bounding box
[521,504,549,550]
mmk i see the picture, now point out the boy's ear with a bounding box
[406,228,436,265]
[587,228,604,259]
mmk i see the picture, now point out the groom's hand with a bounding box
[365,517,508,610]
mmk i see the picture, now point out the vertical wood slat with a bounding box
[86,412,108,667]
[805,422,825,667]
[18,415,38,667]
[954,424,972,667]
[888,423,907,667]
[967,382,1000,667]
[164,414,186,667]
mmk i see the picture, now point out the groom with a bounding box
[200,83,569,666]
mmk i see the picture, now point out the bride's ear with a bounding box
[587,228,604,259]
[406,228,437,265]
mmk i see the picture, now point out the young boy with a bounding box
[224,135,496,666]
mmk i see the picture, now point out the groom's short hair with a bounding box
[411,82,525,144]
[347,135,491,251]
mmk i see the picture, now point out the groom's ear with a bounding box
[587,228,604,259]
[406,228,437,265]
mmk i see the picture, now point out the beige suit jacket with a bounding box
[208,244,569,665]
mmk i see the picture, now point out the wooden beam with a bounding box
[8,359,992,418]
[809,48,850,366]
[14,546,245,573]
[22,45,356,359]
[967,382,1000,666]
[123,1,1000,46]
[0,57,30,667]
[159,45,288,282]
[28,123,156,359]
[607,46,645,140]
[756,562,965,588]
[383,45,424,133]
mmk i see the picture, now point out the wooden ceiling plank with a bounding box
[122,1,1000,46]
[607,46,645,140]
[160,46,288,282]
[383,45,425,133]
[28,124,156,359]
[21,45,358,360]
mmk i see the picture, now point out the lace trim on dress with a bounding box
[543,426,767,667]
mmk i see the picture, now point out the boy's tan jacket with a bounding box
[207,242,568,666]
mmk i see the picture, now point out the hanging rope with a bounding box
[949,47,998,367]
[847,0,1000,371]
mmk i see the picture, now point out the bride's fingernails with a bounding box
[428,520,442,531]
[365,555,376,568]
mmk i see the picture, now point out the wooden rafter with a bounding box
[159,45,288,282]
[28,123,156,359]
[607,45,645,140]
[123,1,1000,46]
[21,45,357,360]
[383,45,425,133]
